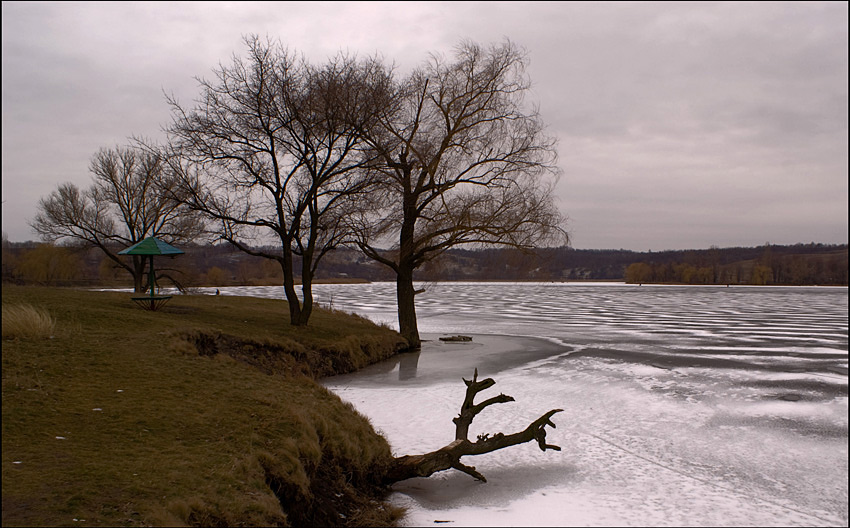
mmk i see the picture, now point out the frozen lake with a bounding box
[206,282,848,526]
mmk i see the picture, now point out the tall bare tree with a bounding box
[164,35,390,325]
[352,40,567,347]
[30,146,204,292]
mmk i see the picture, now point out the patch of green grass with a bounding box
[2,285,407,527]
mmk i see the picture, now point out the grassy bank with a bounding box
[2,285,408,527]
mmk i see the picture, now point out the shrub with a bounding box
[2,302,56,339]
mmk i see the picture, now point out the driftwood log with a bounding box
[384,369,563,483]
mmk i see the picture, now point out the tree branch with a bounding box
[383,369,562,484]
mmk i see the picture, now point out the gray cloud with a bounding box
[2,1,846,250]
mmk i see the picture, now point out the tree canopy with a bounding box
[164,35,391,325]
[351,39,567,346]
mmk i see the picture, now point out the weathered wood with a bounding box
[384,369,562,484]
[440,335,473,342]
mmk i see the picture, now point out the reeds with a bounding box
[2,303,56,339]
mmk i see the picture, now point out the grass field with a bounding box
[2,285,408,527]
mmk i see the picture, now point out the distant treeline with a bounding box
[620,245,848,285]
[2,239,847,287]
[417,243,848,286]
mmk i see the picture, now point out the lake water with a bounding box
[202,282,848,526]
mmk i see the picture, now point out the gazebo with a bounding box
[118,237,184,311]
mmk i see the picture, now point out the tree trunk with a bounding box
[133,273,144,293]
[383,369,562,484]
[294,222,318,327]
[279,250,304,326]
[297,260,314,327]
[396,190,421,349]
[396,263,420,349]
[132,255,146,293]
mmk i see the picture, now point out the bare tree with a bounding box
[352,40,567,348]
[30,146,204,292]
[164,35,390,326]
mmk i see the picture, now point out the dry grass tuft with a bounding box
[2,303,56,339]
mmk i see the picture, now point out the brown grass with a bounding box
[1,302,56,339]
[2,285,407,527]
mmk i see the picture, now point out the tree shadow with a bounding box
[390,462,581,510]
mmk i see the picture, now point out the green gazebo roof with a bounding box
[118,237,184,256]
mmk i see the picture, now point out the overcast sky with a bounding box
[2,1,847,250]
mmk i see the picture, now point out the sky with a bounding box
[2,1,847,251]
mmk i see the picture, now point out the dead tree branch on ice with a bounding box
[384,369,563,483]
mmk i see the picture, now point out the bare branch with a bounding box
[384,370,562,484]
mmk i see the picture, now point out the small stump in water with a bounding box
[440,335,473,342]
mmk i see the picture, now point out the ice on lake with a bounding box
[212,282,848,526]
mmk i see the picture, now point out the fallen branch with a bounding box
[384,369,562,483]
